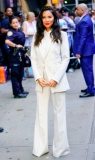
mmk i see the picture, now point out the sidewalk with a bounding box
[0,68,95,160]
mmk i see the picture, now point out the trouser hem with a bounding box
[53,150,70,158]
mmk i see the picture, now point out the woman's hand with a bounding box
[76,54,81,59]
[37,78,49,87]
[16,44,23,48]
[49,79,57,87]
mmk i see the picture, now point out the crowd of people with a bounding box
[0,5,95,75]
[0,4,95,75]
[0,3,95,158]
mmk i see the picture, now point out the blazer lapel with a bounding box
[36,30,53,60]
[78,14,88,25]
[43,39,53,59]
[38,45,45,60]
[38,37,53,60]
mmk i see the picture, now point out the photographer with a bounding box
[5,16,29,98]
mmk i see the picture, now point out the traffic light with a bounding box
[52,0,59,4]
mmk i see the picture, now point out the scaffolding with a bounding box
[0,0,5,12]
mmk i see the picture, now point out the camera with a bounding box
[13,46,29,56]
[20,46,29,54]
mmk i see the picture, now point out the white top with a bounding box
[24,20,36,46]
[40,30,52,58]
[80,14,87,21]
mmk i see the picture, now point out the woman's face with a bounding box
[10,18,19,30]
[42,10,54,31]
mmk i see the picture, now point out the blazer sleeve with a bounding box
[77,21,89,55]
[52,31,70,83]
[30,35,42,81]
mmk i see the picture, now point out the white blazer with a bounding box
[31,30,70,93]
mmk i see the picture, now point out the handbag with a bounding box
[24,56,31,67]
[0,66,8,83]
[70,58,80,69]
[68,57,80,70]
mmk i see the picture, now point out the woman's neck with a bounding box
[45,28,51,32]
[27,19,33,23]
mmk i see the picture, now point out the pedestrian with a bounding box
[56,9,68,31]
[0,8,13,76]
[73,3,95,98]
[5,16,29,98]
[22,12,36,53]
[22,12,36,79]
[14,11,23,29]
[33,8,40,20]
[31,6,70,157]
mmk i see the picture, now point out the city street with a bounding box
[0,67,95,160]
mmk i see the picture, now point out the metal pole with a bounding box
[0,0,1,10]
[75,0,78,7]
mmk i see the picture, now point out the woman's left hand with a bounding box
[49,79,57,87]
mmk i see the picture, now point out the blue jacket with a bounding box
[73,14,95,57]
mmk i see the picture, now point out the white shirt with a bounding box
[40,30,52,58]
[80,14,87,21]
[24,20,36,46]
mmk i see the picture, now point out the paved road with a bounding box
[0,68,95,160]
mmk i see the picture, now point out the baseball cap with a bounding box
[14,11,23,18]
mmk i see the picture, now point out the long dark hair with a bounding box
[34,6,62,46]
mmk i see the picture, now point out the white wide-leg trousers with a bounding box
[33,71,70,157]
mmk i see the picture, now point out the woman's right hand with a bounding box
[16,44,23,48]
[37,78,49,87]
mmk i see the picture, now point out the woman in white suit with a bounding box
[31,6,70,158]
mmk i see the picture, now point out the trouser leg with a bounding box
[18,63,24,92]
[33,86,50,157]
[11,66,22,95]
[11,76,21,95]
[80,56,95,94]
[52,92,70,157]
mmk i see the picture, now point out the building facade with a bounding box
[0,0,47,12]
[0,0,94,13]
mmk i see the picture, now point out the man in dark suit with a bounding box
[73,3,95,98]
